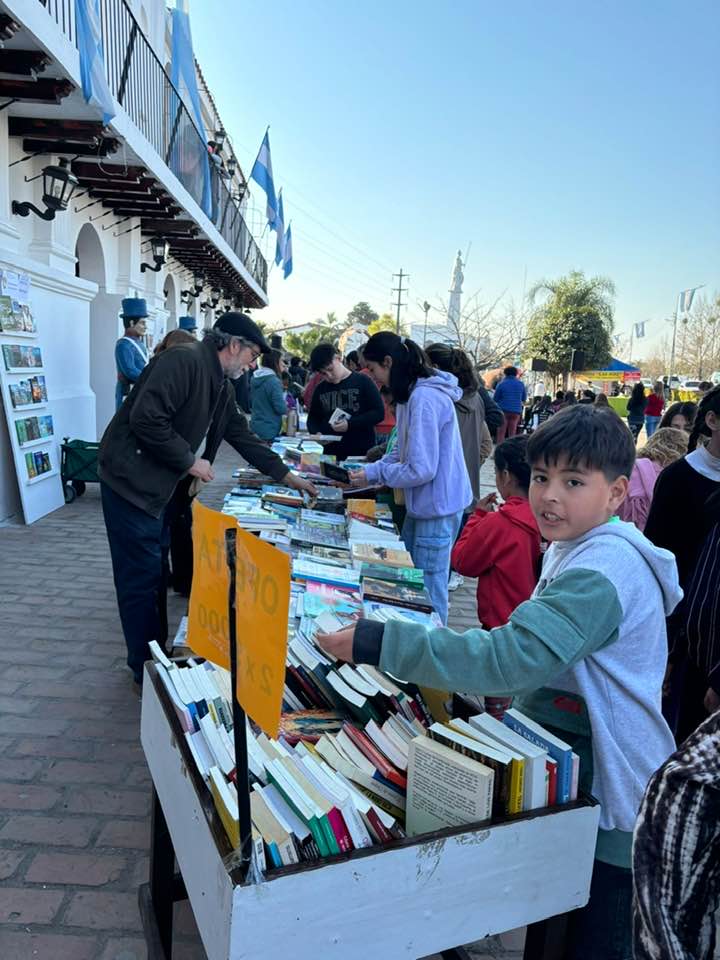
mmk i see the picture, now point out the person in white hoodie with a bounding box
[319,404,681,960]
[350,332,472,624]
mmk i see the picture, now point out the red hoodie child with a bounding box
[451,437,542,716]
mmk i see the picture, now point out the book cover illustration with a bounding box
[362,578,434,613]
[2,344,43,370]
[351,543,414,568]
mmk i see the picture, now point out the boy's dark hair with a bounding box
[425,342,478,391]
[503,365,518,377]
[363,331,433,403]
[688,384,720,452]
[494,436,531,492]
[527,404,636,480]
[555,390,564,401]
[345,349,359,367]
[309,342,337,372]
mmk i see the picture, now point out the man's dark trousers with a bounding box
[101,482,175,684]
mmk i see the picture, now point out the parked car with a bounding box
[711,371,720,385]
[684,380,701,393]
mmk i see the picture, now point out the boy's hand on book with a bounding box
[349,469,367,487]
[316,625,356,662]
[332,419,349,433]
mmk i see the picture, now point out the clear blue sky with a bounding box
[191,0,719,354]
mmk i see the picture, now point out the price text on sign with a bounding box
[186,500,235,669]
[234,525,290,737]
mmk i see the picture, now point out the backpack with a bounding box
[478,385,504,434]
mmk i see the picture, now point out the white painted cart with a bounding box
[140,665,600,960]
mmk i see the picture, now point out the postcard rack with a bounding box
[139,664,600,960]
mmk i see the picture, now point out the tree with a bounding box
[433,290,528,369]
[526,270,615,377]
[367,312,406,336]
[346,301,379,327]
[284,312,344,358]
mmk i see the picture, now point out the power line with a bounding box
[293,252,391,301]
[293,229,391,295]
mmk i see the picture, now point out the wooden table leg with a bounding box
[523,914,571,959]
[149,786,175,959]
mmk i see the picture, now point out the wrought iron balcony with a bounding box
[37,0,267,294]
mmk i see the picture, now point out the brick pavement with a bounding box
[0,445,521,960]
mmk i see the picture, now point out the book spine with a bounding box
[546,759,557,806]
[503,715,572,803]
[326,808,354,853]
[509,759,524,814]
[364,807,394,844]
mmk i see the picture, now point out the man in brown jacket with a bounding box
[99,312,315,685]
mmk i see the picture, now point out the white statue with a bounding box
[447,250,463,330]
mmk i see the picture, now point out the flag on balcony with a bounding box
[76,0,116,125]
[250,130,278,229]
[170,7,212,218]
[274,191,286,266]
[283,224,293,279]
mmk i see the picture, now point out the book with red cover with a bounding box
[342,723,408,790]
[546,758,557,806]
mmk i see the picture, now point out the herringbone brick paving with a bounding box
[0,444,521,960]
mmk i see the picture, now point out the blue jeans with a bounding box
[101,482,174,683]
[645,415,661,438]
[402,511,463,625]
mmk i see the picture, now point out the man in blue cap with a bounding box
[177,316,197,337]
[115,298,149,410]
[99,311,317,686]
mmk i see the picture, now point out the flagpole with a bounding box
[669,294,680,381]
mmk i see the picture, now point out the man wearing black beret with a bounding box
[99,312,315,685]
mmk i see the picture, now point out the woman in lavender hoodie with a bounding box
[350,332,472,623]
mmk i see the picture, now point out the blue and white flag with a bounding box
[250,129,278,228]
[679,287,701,313]
[283,223,293,279]
[75,0,116,125]
[634,321,646,339]
[274,190,285,266]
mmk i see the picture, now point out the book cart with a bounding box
[140,667,599,960]
[138,477,601,960]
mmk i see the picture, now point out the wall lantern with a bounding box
[210,287,222,308]
[214,127,226,151]
[181,274,204,301]
[140,236,169,273]
[12,157,79,221]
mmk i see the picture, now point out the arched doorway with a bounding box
[75,223,119,437]
[164,273,178,331]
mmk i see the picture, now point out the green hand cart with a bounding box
[60,437,100,504]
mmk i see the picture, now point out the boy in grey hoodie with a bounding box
[319,405,681,960]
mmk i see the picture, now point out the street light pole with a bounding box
[422,300,431,346]
[669,296,679,380]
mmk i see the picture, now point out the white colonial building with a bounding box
[0,0,267,522]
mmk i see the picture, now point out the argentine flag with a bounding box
[283,224,293,279]
[678,287,701,314]
[274,190,285,266]
[250,129,278,229]
[76,0,116,124]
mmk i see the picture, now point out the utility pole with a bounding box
[669,296,679,381]
[392,269,408,334]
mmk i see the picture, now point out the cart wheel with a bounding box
[71,480,86,497]
[63,484,77,504]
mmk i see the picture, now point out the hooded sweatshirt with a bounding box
[250,367,286,440]
[451,497,541,627]
[353,519,681,867]
[454,387,486,508]
[616,457,662,532]
[363,371,472,519]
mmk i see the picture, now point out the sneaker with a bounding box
[448,571,464,592]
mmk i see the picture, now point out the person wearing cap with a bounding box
[98,312,317,686]
[115,298,150,410]
[177,316,197,337]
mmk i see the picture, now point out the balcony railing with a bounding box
[37,0,267,294]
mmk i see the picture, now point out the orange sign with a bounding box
[234,525,290,737]
[186,500,235,669]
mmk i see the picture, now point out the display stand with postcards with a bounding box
[0,269,64,522]
[139,484,601,960]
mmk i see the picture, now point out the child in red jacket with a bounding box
[451,435,542,717]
